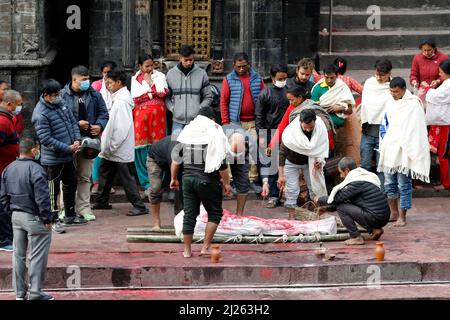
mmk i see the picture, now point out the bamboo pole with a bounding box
[127,233,352,244]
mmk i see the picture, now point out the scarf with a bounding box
[131,70,168,99]
[378,90,430,182]
[282,116,329,197]
[425,78,450,125]
[177,115,231,173]
[360,76,391,125]
[99,79,113,111]
[314,78,356,119]
[327,168,381,204]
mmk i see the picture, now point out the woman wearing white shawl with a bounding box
[280,110,329,220]
[131,54,169,191]
[378,77,430,227]
[425,58,450,191]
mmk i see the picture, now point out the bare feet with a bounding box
[433,184,448,191]
[389,213,399,222]
[200,246,211,256]
[393,218,407,227]
[370,228,384,240]
[183,250,192,258]
[344,236,365,246]
[150,225,161,232]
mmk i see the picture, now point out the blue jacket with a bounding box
[61,83,109,132]
[226,68,262,123]
[32,96,81,166]
[0,158,53,224]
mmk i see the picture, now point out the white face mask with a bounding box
[274,80,287,89]
[14,105,22,115]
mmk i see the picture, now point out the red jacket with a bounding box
[410,50,449,85]
[0,108,19,173]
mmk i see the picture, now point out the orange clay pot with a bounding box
[211,245,221,263]
[375,242,385,262]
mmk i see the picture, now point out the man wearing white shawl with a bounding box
[279,109,329,220]
[170,109,232,258]
[317,158,390,245]
[378,77,430,227]
[359,59,393,190]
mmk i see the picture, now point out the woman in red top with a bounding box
[131,54,169,190]
[410,37,450,190]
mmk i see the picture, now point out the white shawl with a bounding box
[425,78,450,125]
[328,168,381,204]
[282,117,329,198]
[99,79,113,111]
[360,77,391,125]
[314,78,356,119]
[131,70,168,99]
[378,90,430,183]
[177,115,231,173]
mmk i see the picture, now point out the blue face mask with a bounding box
[14,105,22,115]
[80,80,90,91]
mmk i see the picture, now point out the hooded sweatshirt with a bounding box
[165,64,213,125]
[100,87,135,163]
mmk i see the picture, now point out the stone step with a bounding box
[322,0,450,10]
[319,9,450,31]
[319,29,450,52]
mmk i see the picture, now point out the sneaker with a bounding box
[16,297,26,301]
[80,212,96,221]
[92,203,113,210]
[29,293,54,301]
[168,191,175,202]
[249,182,262,194]
[0,245,13,252]
[127,207,149,217]
[266,197,279,208]
[52,221,66,234]
[58,210,65,221]
[63,216,88,227]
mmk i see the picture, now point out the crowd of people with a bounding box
[0,38,450,298]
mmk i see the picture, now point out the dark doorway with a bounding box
[46,0,90,86]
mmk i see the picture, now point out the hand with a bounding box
[318,206,328,216]
[223,183,232,197]
[170,179,180,191]
[420,81,429,89]
[266,147,272,157]
[277,176,285,190]
[314,160,323,171]
[411,80,418,88]
[313,196,320,204]
[430,80,440,88]
[326,105,344,114]
[70,142,80,154]
[90,125,102,136]
[79,120,90,131]
[44,224,52,231]
[258,137,267,148]
[261,182,270,199]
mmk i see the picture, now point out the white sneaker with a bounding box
[52,221,66,234]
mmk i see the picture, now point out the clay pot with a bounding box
[211,245,221,263]
[375,242,385,261]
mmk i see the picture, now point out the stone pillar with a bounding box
[239,0,252,55]
[122,0,136,72]
[135,0,152,55]
[151,0,163,58]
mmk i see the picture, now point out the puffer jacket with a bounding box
[32,96,81,166]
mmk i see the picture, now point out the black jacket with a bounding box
[286,77,314,98]
[255,85,289,132]
[0,158,52,224]
[320,181,390,226]
[147,135,182,168]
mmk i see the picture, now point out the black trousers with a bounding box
[0,202,13,247]
[337,203,387,238]
[94,159,145,209]
[43,162,78,218]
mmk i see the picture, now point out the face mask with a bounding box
[50,97,62,105]
[80,80,90,91]
[274,80,287,89]
[14,105,22,115]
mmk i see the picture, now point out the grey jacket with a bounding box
[165,64,213,125]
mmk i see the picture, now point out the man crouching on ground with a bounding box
[170,108,232,258]
[316,157,390,245]
[0,137,54,300]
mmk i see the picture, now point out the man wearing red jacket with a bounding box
[220,52,265,193]
[0,90,21,251]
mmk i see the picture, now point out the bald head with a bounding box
[0,90,22,113]
[229,133,246,154]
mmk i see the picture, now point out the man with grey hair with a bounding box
[0,90,21,251]
[316,157,390,245]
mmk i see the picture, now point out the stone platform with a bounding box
[0,198,449,300]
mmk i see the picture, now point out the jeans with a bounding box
[172,122,186,136]
[360,133,384,191]
[384,172,413,210]
[337,204,372,238]
[12,211,52,300]
[284,160,313,208]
